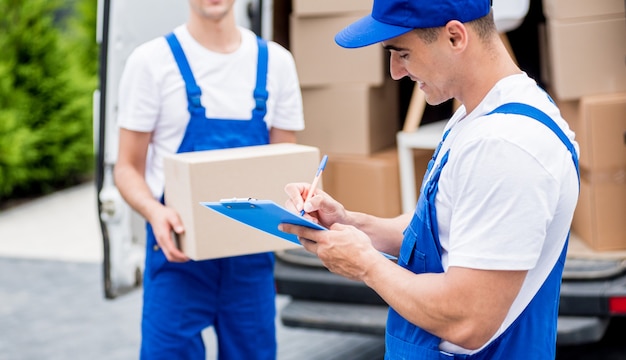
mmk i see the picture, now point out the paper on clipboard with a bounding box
[201,198,397,260]
[200,198,326,245]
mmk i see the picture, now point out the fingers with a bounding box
[279,223,319,250]
[155,228,188,262]
[284,182,311,213]
[303,191,325,213]
[152,208,189,263]
[279,222,308,239]
[299,235,318,255]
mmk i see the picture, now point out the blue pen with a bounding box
[300,154,328,216]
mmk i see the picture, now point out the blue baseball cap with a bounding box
[335,0,492,49]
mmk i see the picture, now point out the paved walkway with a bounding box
[0,182,384,360]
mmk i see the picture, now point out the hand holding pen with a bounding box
[301,154,328,216]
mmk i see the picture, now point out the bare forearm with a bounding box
[344,211,410,255]
[114,163,161,223]
[362,258,525,349]
[363,261,469,344]
[279,208,520,348]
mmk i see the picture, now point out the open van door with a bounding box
[94,0,269,299]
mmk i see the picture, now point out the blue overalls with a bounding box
[140,33,276,360]
[385,103,580,359]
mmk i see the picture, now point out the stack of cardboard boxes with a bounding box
[289,0,431,218]
[541,0,626,250]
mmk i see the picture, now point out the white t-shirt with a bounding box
[117,25,304,198]
[430,73,579,354]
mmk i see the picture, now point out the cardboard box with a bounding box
[557,93,626,171]
[411,148,434,187]
[543,16,626,100]
[543,0,624,20]
[290,12,385,87]
[292,0,371,16]
[321,147,432,218]
[163,143,321,260]
[296,79,400,156]
[572,168,626,251]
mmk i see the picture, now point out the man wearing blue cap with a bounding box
[280,0,580,359]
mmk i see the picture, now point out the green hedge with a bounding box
[0,0,97,202]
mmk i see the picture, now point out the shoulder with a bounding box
[450,94,577,184]
[484,73,560,119]
[120,31,183,93]
[266,40,298,77]
[466,74,575,147]
[239,27,295,64]
[126,34,173,69]
[267,40,295,62]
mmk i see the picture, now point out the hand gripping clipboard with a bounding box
[201,198,397,260]
[200,198,325,245]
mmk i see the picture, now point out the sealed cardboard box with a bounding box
[296,79,399,156]
[292,0,371,16]
[163,143,321,260]
[557,93,626,171]
[290,12,385,87]
[543,0,624,20]
[322,148,401,218]
[543,16,626,99]
[411,148,433,186]
[322,147,431,218]
[572,168,626,251]
[579,93,626,170]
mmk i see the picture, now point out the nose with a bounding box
[389,53,408,80]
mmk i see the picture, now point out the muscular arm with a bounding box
[114,128,188,262]
[280,221,526,350]
[364,257,526,349]
[344,211,411,256]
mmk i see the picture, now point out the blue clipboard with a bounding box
[201,198,397,260]
[200,198,326,245]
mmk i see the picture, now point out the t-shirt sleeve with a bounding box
[444,136,560,271]
[267,43,304,132]
[116,40,165,133]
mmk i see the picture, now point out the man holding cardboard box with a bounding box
[281,0,580,359]
[113,0,303,358]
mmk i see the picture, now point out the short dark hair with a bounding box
[469,10,497,40]
[413,10,496,44]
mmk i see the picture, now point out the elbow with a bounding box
[445,321,499,351]
[112,165,126,188]
[113,161,133,184]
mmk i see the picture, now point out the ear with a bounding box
[444,20,468,50]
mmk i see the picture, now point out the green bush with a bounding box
[0,0,97,202]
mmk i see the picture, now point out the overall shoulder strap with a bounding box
[164,32,205,116]
[252,37,269,120]
[488,102,580,184]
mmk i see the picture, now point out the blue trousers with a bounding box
[140,225,276,360]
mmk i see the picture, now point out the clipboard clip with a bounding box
[219,197,259,209]
[219,197,258,202]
